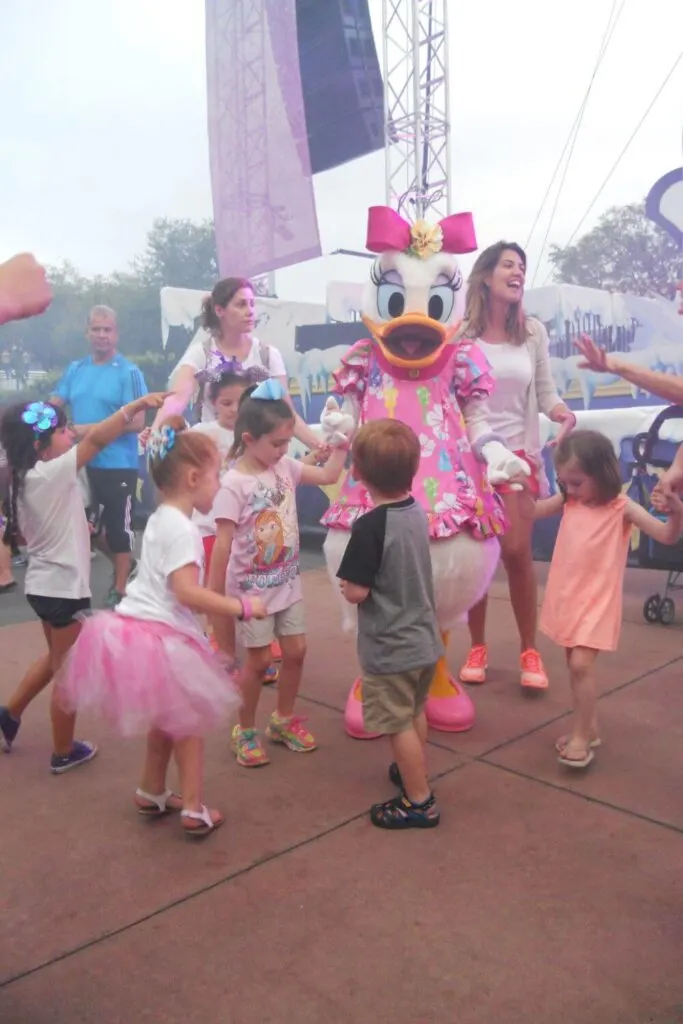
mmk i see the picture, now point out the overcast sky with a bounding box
[1,0,681,306]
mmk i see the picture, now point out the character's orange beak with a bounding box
[362,313,458,368]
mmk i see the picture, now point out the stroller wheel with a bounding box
[659,597,675,625]
[643,595,661,623]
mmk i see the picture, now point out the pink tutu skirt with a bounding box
[57,612,241,739]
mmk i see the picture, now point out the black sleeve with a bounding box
[337,507,387,589]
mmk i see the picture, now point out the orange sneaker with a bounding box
[459,644,488,684]
[520,649,548,689]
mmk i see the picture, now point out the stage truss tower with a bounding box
[381,0,451,222]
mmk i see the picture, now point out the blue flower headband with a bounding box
[251,378,286,401]
[147,425,176,461]
[21,402,58,434]
[196,353,269,388]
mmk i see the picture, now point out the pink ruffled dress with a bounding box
[322,339,506,540]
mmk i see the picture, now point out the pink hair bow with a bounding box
[365,206,477,256]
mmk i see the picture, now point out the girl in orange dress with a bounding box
[536,430,683,770]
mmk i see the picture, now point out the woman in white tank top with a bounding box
[456,242,575,692]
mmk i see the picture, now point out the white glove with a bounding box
[320,397,355,448]
[480,441,531,491]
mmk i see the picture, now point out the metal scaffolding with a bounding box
[381,0,451,222]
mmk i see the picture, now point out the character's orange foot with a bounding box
[425,677,475,733]
[344,679,381,740]
[271,640,282,661]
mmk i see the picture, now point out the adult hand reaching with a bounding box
[655,462,683,499]
[574,333,613,373]
[0,254,52,325]
[547,407,577,448]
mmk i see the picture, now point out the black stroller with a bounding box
[630,405,683,625]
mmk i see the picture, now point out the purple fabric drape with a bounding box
[205,0,322,279]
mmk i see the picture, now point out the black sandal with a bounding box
[370,793,440,830]
[388,761,403,790]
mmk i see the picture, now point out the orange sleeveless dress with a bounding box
[540,495,630,652]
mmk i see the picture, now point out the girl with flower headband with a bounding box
[57,417,267,838]
[0,392,165,771]
[208,378,349,768]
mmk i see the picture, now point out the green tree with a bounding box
[134,217,218,289]
[549,202,681,299]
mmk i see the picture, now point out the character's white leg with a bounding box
[322,530,357,633]
[426,535,501,733]
[323,530,380,740]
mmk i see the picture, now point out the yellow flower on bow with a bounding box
[408,220,443,259]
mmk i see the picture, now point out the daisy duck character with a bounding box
[320,205,530,739]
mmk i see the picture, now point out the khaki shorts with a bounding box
[361,664,437,735]
[238,600,306,649]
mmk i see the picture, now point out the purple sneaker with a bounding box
[50,740,98,774]
[0,706,20,752]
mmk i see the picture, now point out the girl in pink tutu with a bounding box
[58,416,266,838]
[209,379,348,768]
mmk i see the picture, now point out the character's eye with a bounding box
[428,285,456,322]
[377,283,405,320]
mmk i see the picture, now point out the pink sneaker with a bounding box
[459,645,488,684]
[520,649,548,690]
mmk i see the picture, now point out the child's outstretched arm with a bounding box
[170,561,266,620]
[298,445,348,486]
[207,518,237,653]
[534,492,564,520]
[75,393,167,471]
[625,494,683,544]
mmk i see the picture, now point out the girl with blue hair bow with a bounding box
[209,378,349,768]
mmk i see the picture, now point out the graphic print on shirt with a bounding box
[240,474,299,594]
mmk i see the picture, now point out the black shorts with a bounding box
[26,595,91,629]
[86,468,138,554]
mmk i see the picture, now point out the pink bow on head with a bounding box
[366,205,477,255]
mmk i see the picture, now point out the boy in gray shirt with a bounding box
[337,419,442,830]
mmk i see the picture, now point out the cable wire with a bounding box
[542,48,683,284]
[526,0,625,282]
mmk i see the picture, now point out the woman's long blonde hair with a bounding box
[457,241,531,346]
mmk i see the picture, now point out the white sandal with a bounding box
[180,804,223,839]
[135,788,181,817]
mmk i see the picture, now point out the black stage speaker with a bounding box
[295,320,369,353]
[295,0,384,174]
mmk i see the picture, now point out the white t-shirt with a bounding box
[173,334,287,423]
[190,421,234,537]
[19,445,91,599]
[477,340,533,451]
[117,504,205,637]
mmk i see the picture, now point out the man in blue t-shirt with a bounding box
[51,305,148,607]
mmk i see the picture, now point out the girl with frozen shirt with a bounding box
[190,368,282,682]
[0,392,165,770]
[208,378,348,768]
[58,418,266,837]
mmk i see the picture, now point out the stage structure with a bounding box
[382,0,451,221]
[205,0,384,280]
